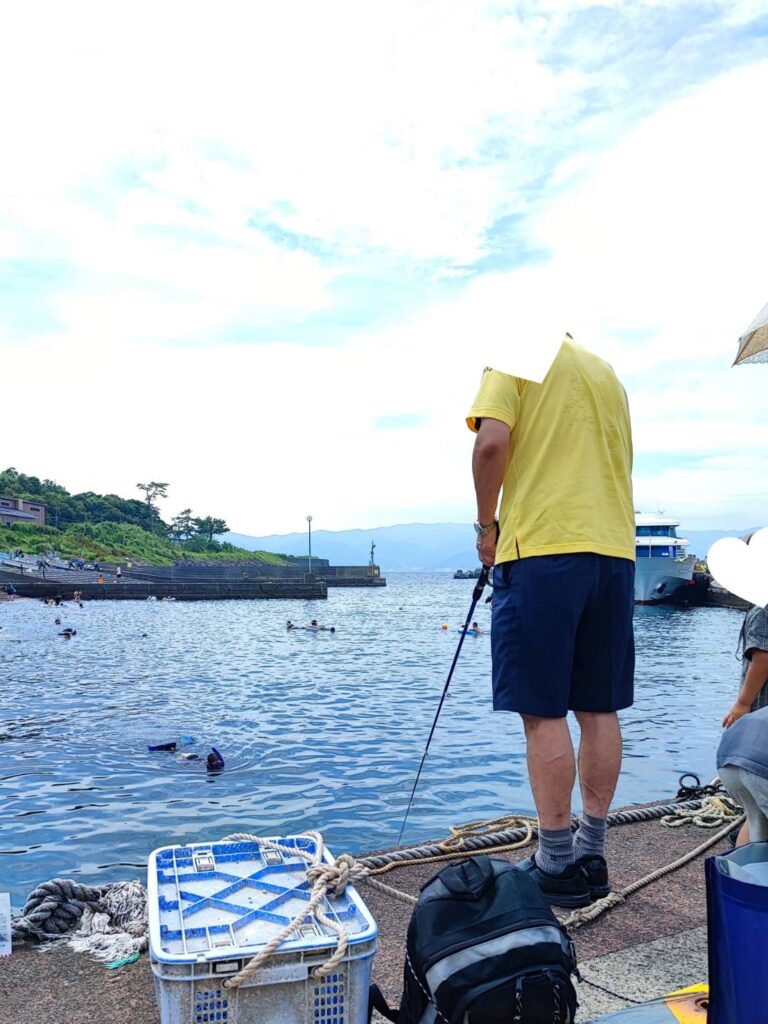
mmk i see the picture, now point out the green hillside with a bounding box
[0,469,292,566]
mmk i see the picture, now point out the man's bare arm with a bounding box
[472,418,510,565]
[723,649,768,727]
[473,418,510,521]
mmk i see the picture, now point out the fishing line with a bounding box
[395,565,491,847]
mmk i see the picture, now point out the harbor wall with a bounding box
[0,579,328,601]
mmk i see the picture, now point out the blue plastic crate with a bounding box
[148,837,377,1024]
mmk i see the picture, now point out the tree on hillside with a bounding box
[169,509,197,543]
[137,482,169,533]
[194,516,230,544]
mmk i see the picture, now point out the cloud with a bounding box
[373,414,429,430]
[2,1,768,533]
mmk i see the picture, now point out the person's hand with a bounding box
[723,699,751,728]
[476,532,497,567]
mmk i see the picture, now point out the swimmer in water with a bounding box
[471,621,485,634]
[207,747,225,772]
[59,628,77,638]
[286,620,295,630]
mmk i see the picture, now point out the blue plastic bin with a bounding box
[706,841,768,1024]
[148,837,377,1024]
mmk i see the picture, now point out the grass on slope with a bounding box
[0,522,291,566]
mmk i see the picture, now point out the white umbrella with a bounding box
[734,300,768,365]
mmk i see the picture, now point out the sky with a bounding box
[2,0,768,536]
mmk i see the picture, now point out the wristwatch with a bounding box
[474,520,498,539]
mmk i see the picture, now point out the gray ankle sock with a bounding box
[573,813,607,860]
[535,826,575,875]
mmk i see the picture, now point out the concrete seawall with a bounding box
[6,579,328,601]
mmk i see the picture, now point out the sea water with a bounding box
[0,572,745,909]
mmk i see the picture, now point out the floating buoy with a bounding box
[441,624,449,630]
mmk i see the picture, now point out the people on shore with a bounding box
[97,574,105,584]
[116,566,122,582]
[467,335,635,908]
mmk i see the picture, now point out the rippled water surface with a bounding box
[0,574,745,908]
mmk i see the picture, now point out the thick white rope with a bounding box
[660,794,742,829]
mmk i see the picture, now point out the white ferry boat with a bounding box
[634,513,696,604]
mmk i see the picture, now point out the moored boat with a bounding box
[635,513,695,604]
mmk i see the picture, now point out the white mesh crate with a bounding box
[148,837,377,1024]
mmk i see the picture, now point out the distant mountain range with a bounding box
[225,523,761,571]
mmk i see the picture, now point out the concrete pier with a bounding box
[0,797,728,1023]
[3,579,328,601]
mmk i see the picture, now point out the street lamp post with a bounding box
[306,515,313,575]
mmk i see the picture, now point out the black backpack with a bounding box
[369,857,579,1024]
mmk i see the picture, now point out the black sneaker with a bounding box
[575,854,611,900]
[516,855,591,908]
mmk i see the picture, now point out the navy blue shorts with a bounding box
[491,554,635,718]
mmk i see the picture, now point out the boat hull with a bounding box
[634,557,695,604]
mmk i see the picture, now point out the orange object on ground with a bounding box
[590,984,708,1022]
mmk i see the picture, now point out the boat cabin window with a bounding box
[636,525,677,538]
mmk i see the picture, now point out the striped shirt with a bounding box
[739,605,768,711]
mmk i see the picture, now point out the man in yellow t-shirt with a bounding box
[467,334,635,909]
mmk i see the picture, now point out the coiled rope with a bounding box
[660,794,742,829]
[10,878,149,963]
[11,880,108,942]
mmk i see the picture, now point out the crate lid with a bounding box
[147,837,377,964]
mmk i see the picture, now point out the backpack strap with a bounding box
[368,983,400,1023]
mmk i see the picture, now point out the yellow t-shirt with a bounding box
[466,337,635,564]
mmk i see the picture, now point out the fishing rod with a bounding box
[395,564,491,848]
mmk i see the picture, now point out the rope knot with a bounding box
[306,854,367,897]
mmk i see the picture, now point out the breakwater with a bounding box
[0,555,385,600]
[3,578,328,601]
[122,561,386,588]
